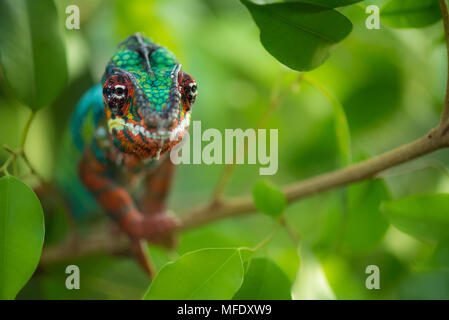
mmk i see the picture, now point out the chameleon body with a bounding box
[70,34,197,273]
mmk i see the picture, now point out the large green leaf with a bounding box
[381,194,449,242]
[241,0,353,71]
[381,0,442,29]
[144,248,244,300]
[286,0,363,8]
[233,258,292,300]
[252,180,287,218]
[0,0,67,110]
[0,176,45,299]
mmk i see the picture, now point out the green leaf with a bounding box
[286,0,363,8]
[241,0,353,71]
[252,180,287,218]
[341,179,390,255]
[381,194,449,242]
[381,0,442,29]
[144,248,244,300]
[431,239,449,270]
[0,176,45,299]
[0,0,67,110]
[233,258,292,300]
[341,52,402,132]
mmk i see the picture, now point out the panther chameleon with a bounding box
[69,33,197,275]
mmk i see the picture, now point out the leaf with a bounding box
[263,228,300,282]
[431,239,449,270]
[322,251,406,299]
[286,0,363,8]
[241,0,353,71]
[381,0,442,29]
[252,180,287,218]
[0,176,45,299]
[381,194,449,242]
[233,258,292,300]
[143,248,244,300]
[341,52,402,132]
[0,0,68,110]
[340,179,390,255]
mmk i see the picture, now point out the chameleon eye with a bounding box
[114,85,127,98]
[189,83,197,95]
[103,75,132,115]
[187,82,197,104]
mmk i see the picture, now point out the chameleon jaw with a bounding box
[108,113,190,142]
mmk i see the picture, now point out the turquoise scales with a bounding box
[57,34,197,275]
[109,45,178,113]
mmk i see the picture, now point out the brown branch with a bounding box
[440,0,449,125]
[40,125,449,266]
[179,127,446,229]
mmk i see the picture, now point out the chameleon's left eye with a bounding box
[179,71,197,109]
[114,85,127,97]
[189,82,197,97]
[103,75,132,116]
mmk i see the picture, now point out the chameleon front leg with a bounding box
[78,149,177,274]
[140,155,175,215]
[139,155,178,248]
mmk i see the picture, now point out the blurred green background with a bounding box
[1,0,449,299]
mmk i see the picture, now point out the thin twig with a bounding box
[211,73,302,202]
[20,111,35,149]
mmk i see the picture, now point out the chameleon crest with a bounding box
[102,33,197,159]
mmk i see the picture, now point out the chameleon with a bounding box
[68,33,197,274]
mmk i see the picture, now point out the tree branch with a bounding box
[179,127,446,229]
[40,125,449,266]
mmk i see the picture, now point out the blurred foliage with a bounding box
[381,0,442,29]
[0,176,44,299]
[252,179,286,217]
[233,257,292,300]
[144,248,245,300]
[1,0,449,300]
[0,0,67,110]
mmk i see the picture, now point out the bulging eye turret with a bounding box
[179,71,197,110]
[103,74,132,116]
[188,82,197,102]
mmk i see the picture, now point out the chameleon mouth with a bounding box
[107,113,190,143]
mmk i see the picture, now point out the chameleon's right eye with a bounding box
[103,75,133,116]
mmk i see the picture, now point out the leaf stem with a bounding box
[211,73,302,203]
[20,110,35,149]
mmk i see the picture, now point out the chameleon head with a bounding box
[102,33,197,159]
